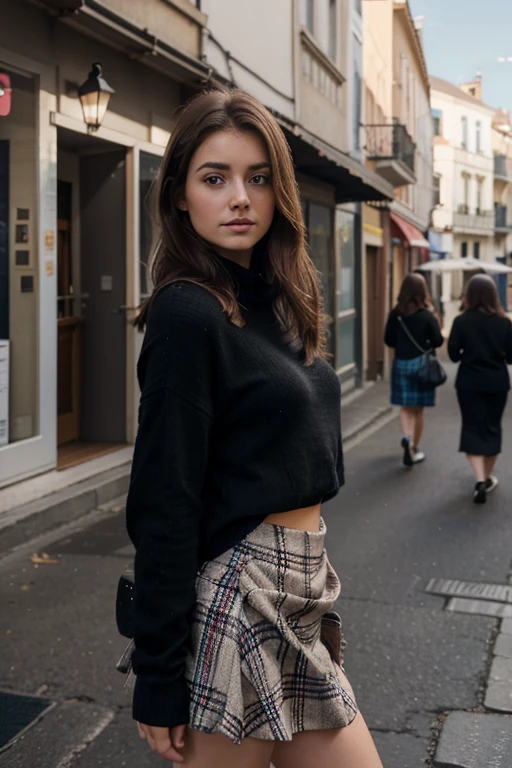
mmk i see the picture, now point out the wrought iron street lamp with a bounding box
[78,63,114,131]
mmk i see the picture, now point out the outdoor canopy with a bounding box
[417,257,512,275]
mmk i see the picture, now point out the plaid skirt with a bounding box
[391,356,436,407]
[185,520,357,743]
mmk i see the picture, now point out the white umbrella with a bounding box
[417,257,512,275]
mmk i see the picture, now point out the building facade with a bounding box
[0,0,393,489]
[0,0,210,487]
[492,108,512,308]
[361,0,432,380]
[430,75,495,329]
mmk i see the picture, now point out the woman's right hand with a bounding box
[137,722,187,763]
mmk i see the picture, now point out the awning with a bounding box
[277,120,394,204]
[390,212,430,249]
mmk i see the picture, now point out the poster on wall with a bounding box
[0,340,8,446]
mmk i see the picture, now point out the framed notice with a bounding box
[0,340,8,446]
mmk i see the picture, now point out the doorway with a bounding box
[365,245,385,380]
[56,129,127,469]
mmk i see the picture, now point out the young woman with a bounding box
[448,274,512,504]
[126,89,382,767]
[384,273,444,467]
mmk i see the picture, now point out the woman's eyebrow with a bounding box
[195,161,271,173]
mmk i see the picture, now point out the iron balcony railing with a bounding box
[494,154,512,181]
[365,123,416,176]
[454,206,494,231]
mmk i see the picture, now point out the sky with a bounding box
[408,0,512,112]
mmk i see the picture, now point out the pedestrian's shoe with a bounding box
[412,451,426,464]
[401,436,413,467]
[473,482,487,504]
[485,475,499,494]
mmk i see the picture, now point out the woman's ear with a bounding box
[176,194,188,211]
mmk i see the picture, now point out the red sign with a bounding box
[0,74,12,117]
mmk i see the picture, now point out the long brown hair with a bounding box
[136,88,326,364]
[395,272,434,315]
[463,274,506,317]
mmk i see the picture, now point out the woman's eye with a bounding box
[251,174,270,185]
[205,175,223,185]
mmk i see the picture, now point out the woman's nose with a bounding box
[230,179,250,209]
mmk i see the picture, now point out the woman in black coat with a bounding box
[448,274,512,504]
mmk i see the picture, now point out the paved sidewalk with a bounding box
[342,379,396,444]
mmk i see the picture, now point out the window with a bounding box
[473,241,480,259]
[461,116,468,149]
[308,201,335,358]
[432,108,443,137]
[139,152,161,299]
[476,121,482,153]
[476,177,484,215]
[336,209,356,370]
[301,0,315,34]
[329,0,336,60]
[354,0,362,14]
[0,68,38,445]
[433,174,441,206]
[353,37,362,150]
[461,173,470,211]
[461,242,468,258]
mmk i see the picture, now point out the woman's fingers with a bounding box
[137,723,186,763]
[171,723,187,748]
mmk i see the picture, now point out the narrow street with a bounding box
[1,362,511,767]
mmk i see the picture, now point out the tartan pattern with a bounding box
[391,356,436,407]
[185,520,357,743]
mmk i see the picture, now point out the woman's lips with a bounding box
[223,222,255,232]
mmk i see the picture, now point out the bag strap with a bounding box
[397,315,429,355]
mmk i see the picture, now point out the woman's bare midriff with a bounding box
[263,503,322,532]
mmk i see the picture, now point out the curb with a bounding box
[342,404,396,445]
[0,463,131,558]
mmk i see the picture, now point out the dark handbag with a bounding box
[397,316,447,388]
[116,570,135,676]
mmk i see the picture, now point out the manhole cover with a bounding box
[0,691,53,749]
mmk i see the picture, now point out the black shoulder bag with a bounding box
[397,316,447,388]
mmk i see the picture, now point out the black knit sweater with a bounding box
[126,253,344,728]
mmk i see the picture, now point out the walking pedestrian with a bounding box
[125,89,383,768]
[448,274,512,504]
[384,273,444,467]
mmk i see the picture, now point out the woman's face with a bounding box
[179,129,276,266]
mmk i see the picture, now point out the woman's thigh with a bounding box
[271,666,383,768]
[181,728,274,768]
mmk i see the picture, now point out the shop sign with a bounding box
[0,74,11,117]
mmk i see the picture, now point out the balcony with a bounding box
[494,154,512,183]
[453,205,494,234]
[364,124,416,187]
[495,203,512,233]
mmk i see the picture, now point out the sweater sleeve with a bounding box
[384,312,398,348]
[126,284,216,728]
[505,320,512,364]
[448,316,463,362]
[428,313,444,349]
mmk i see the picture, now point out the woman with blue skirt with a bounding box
[385,273,444,467]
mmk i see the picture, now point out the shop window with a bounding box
[0,66,38,445]
[336,209,356,371]
[306,200,335,359]
[139,152,161,300]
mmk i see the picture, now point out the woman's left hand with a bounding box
[137,722,187,762]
